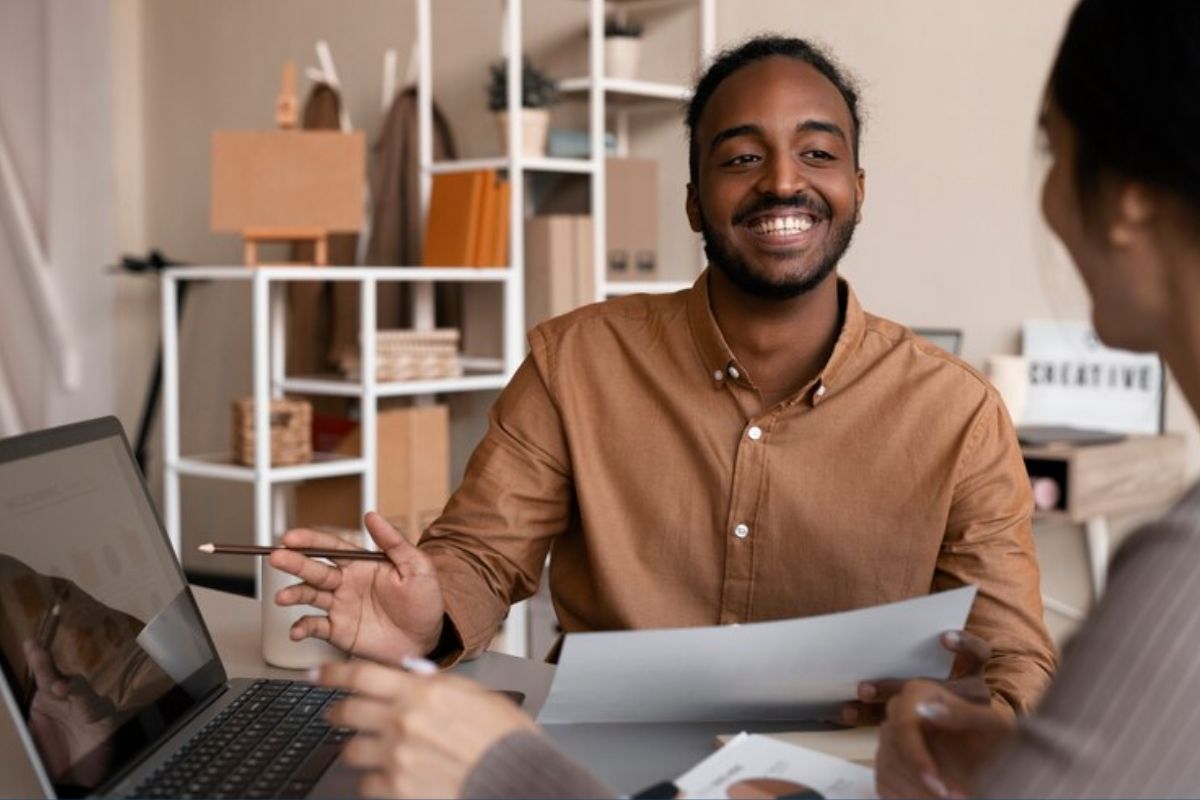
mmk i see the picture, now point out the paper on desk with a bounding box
[675,732,877,800]
[537,586,976,724]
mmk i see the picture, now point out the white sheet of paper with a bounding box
[675,732,877,800]
[537,586,976,724]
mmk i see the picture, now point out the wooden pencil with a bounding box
[197,543,388,561]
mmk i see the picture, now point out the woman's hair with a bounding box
[1049,0,1200,214]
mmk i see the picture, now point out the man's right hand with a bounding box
[269,512,447,665]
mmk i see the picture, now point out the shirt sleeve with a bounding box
[978,505,1200,797]
[934,390,1057,714]
[419,332,574,661]
[462,730,616,799]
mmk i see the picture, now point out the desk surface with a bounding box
[192,586,874,794]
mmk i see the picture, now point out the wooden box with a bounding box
[294,405,450,544]
[231,397,313,466]
[1022,434,1187,522]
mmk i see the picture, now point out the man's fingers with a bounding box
[290,614,333,642]
[276,583,334,611]
[281,527,364,552]
[884,694,950,797]
[269,549,343,592]
[364,513,430,574]
[319,660,419,702]
[942,630,991,677]
[840,700,886,726]
[858,679,907,705]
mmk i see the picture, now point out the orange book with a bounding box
[472,171,499,267]
[491,178,511,267]
[422,171,487,267]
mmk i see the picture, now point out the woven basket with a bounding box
[231,397,313,466]
[339,328,463,381]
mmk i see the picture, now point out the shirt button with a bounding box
[816,383,827,398]
[713,370,724,382]
[733,523,750,539]
[747,425,763,441]
[727,365,741,380]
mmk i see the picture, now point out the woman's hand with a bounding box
[875,680,1014,798]
[319,660,535,798]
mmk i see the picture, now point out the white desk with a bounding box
[193,586,871,795]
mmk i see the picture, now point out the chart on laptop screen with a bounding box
[0,432,217,794]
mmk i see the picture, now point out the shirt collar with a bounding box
[686,268,868,402]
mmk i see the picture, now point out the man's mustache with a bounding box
[732,193,831,226]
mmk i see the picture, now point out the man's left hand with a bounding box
[840,629,992,726]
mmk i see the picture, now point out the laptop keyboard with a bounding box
[130,679,354,799]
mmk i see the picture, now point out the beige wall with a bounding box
[110,1,1200,589]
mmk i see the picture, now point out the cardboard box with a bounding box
[294,405,450,544]
[605,157,658,280]
[524,215,594,328]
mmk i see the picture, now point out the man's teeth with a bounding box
[750,216,816,235]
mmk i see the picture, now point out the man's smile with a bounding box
[739,209,825,250]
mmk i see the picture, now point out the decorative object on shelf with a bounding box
[211,61,365,268]
[547,128,617,159]
[1022,320,1164,435]
[487,56,559,157]
[231,397,313,466]
[604,16,644,80]
[295,406,451,545]
[422,170,509,267]
[339,329,463,382]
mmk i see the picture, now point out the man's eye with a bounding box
[724,154,760,166]
[803,150,834,161]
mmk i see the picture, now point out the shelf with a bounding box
[278,371,509,398]
[164,266,513,282]
[172,452,367,483]
[606,279,694,295]
[428,157,595,175]
[558,77,692,105]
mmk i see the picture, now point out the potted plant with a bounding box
[487,56,559,157]
[604,16,644,80]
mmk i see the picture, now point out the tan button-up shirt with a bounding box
[421,272,1056,713]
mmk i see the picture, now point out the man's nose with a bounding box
[754,153,808,198]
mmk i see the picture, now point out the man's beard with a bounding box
[699,198,858,301]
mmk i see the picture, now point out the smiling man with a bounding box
[272,36,1056,719]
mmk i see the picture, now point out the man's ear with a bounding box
[1109,182,1156,247]
[686,183,702,233]
[855,168,866,224]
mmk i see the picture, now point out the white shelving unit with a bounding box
[161,0,715,660]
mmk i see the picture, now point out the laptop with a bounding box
[0,417,358,799]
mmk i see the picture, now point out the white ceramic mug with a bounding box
[985,354,1029,425]
[260,540,347,669]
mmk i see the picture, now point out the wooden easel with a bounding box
[243,226,329,267]
[240,62,328,268]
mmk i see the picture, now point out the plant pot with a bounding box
[605,35,642,80]
[495,109,551,158]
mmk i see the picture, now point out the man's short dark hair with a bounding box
[686,35,863,183]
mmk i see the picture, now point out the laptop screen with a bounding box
[0,419,225,797]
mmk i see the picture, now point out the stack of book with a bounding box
[422,170,510,267]
[339,329,463,382]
